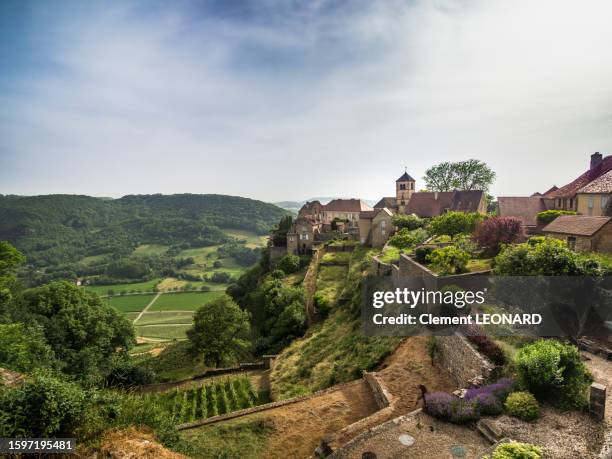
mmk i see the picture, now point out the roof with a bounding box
[373,197,396,209]
[360,207,394,220]
[403,190,484,217]
[547,155,612,198]
[542,185,559,197]
[322,199,373,212]
[577,169,612,194]
[396,172,415,182]
[543,215,612,236]
[498,196,550,227]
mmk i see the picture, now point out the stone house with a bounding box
[542,215,612,252]
[320,199,373,227]
[359,208,394,247]
[287,216,321,255]
[575,169,612,216]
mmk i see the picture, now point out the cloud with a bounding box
[1,0,612,200]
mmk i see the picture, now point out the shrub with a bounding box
[277,255,300,274]
[313,293,331,318]
[515,339,592,409]
[464,378,514,404]
[414,246,434,264]
[392,214,426,230]
[429,211,483,239]
[486,441,543,459]
[504,391,540,421]
[388,228,428,249]
[536,209,576,225]
[462,331,506,366]
[473,216,524,255]
[473,392,503,416]
[426,246,470,275]
[424,392,480,424]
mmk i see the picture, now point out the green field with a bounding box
[135,311,193,326]
[136,324,192,340]
[149,291,226,312]
[133,244,170,256]
[84,278,161,295]
[224,229,268,248]
[106,293,157,313]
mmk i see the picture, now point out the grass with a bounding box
[135,324,191,341]
[157,277,189,292]
[135,311,194,326]
[223,229,269,249]
[106,294,157,313]
[149,291,226,312]
[133,244,169,256]
[320,252,352,265]
[84,278,161,295]
[178,417,273,459]
[378,246,402,264]
[315,265,347,305]
[466,258,493,272]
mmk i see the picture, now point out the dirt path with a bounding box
[133,293,160,324]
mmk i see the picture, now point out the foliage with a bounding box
[19,281,135,385]
[392,214,425,230]
[277,254,301,274]
[388,228,428,249]
[536,209,577,225]
[271,215,293,247]
[473,216,524,255]
[461,324,507,365]
[494,237,604,276]
[429,211,483,239]
[423,159,496,192]
[414,246,434,264]
[426,336,439,366]
[105,354,155,388]
[0,323,55,373]
[314,292,332,318]
[426,246,470,275]
[504,391,540,421]
[486,442,543,459]
[0,372,88,437]
[424,392,480,424]
[187,296,251,367]
[514,339,593,409]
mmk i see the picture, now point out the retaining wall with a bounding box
[436,333,494,387]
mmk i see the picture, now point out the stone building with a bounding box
[359,208,394,247]
[543,215,612,252]
[286,216,321,255]
[575,169,612,216]
[320,199,373,226]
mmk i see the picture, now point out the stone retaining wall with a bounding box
[436,333,494,387]
[371,256,393,276]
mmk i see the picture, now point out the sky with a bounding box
[1,0,612,202]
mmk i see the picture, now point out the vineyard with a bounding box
[151,376,264,424]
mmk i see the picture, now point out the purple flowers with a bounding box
[425,378,514,424]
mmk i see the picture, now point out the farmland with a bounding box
[106,294,157,313]
[149,291,226,312]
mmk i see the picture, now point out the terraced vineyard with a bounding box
[152,376,263,424]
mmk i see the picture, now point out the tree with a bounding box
[277,254,300,274]
[392,214,425,231]
[429,211,482,239]
[19,281,135,385]
[472,216,523,255]
[424,159,496,192]
[388,228,428,249]
[0,241,25,322]
[426,246,470,275]
[0,323,55,373]
[187,296,251,367]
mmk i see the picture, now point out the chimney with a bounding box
[591,152,603,170]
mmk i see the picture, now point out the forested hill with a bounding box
[0,193,287,268]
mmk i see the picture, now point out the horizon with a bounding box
[2,0,612,201]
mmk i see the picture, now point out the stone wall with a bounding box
[269,246,287,261]
[436,333,494,387]
[371,256,393,276]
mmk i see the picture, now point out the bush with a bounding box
[515,340,593,409]
[473,216,524,255]
[414,246,434,264]
[473,392,503,416]
[105,355,155,388]
[536,209,577,225]
[461,324,507,365]
[313,293,331,318]
[277,255,300,274]
[429,211,483,239]
[486,441,543,459]
[464,378,514,404]
[504,391,540,421]
[388,228,428,249]
[426,246,470,275]
[392,214,425,230]
[424,392,480,424]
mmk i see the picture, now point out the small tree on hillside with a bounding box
[187,296,251,367]
[472,216,523,256]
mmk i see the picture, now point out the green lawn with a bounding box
[149,291,226,312]
[223,229,268,248]
[133,244,169,256]
[106,294,157,313]
[135,324,191,341]
[135,311,194,326]
[84,278,161,295]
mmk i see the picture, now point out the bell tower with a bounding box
[396,168,415,213]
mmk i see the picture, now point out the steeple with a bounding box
[396,168,415,213]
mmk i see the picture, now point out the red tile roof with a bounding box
[577,169,612,194]
[323,199,373,212]
[547,156,612,198]
[542,185,559,197]
[498,196,551,226]
[543,215,611,236]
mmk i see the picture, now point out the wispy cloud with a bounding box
[1,0,612,200]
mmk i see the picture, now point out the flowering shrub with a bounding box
[464,378,514,404]
[471,393,503,416]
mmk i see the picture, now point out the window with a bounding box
[601,195,609,209]
[569,198,573,209]
[399,184,406,190]
[588,196,594,208]
[299,233,309,241]
[567,236,576,250]
[411,182,414,190]
[381,220,386,229]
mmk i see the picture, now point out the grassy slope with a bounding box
[85,278,161,295]
[106,294,157,312]
[270,247,402,400]
[149,291,226,312]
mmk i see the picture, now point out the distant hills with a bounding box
[273,197,378,213]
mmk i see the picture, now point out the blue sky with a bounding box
[1,0,612,201]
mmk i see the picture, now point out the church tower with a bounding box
[396,169,415,213]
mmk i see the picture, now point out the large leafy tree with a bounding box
[0,241,25,321]
[429,211,483,239]
[187,295,251,367]
[423,159,496,192]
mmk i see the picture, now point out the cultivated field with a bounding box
[106,294,157,313]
